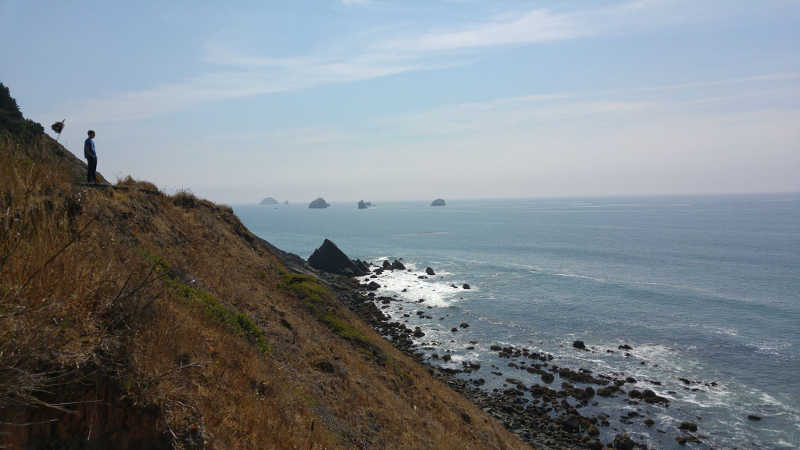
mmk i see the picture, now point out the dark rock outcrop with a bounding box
[425,267,435,275]
[572,340,586,350]
[309,197,330,209]
[613,434,636,450]
[357,200,373,209]
[431,198,446,207]
[308,239,369,276]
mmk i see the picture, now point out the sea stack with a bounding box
[259,197,279,205]
[309,197,330,209]
[358,200,373,209]
[308,239,370,276]
[431,198,446,207]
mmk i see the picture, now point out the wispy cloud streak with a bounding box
[62,0,788,122]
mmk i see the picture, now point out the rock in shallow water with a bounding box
[308,239,369,276]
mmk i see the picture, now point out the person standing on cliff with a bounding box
[84,130,98,184]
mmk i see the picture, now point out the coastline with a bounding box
[286,251,705,449]
[235,196,800,449]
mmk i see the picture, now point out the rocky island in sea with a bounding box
[308,197,330,209]
[431,198,446,207]
[259,196,279,205]
[358,200,373,209]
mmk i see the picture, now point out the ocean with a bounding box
[234,194,800,449]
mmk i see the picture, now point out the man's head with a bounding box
[87,130,95,138]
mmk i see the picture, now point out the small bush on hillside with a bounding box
[116,175,160,192]
[0,82,44,140]
[172,189,199,208]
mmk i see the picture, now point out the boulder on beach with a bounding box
[431,198,446,207]
[259,196,279,205]
[308,239,370,276]
[308,197,330,209]
[425,267,435,275]
[613,434,636,450]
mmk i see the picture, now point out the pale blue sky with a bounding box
[2,0,799,203]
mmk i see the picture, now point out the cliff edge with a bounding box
[0,84,526,449]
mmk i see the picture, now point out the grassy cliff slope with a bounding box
[0,84,527,449]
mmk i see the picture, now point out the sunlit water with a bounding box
[235,194,800,449]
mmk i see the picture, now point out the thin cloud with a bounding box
[66,50,457,122]
[374,0,780,54]
[376,9,584,52]
[59,0,785,123]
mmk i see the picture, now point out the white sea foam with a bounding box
[552,272,609,284]
[359,263,475,307]
[751,339,792,357]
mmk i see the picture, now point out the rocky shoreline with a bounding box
[278,239,717,448]
[314,259,723,450]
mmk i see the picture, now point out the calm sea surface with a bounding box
[235,194,800,449]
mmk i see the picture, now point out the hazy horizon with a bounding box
[239,190,799,207]
[2,1,799,204]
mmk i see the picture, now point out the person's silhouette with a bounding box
[84,130,97,184]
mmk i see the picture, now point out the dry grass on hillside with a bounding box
[0,134,528,449]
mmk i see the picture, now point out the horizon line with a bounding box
[227,190,800,207]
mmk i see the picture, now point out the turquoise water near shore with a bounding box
[235,194,800,448]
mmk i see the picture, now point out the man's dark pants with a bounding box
[87,157,97,183]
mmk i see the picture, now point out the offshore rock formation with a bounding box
[259,196,279,205]
[308,197,330,208]
[431,198,446,207]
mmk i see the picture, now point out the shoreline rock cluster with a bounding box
[306,241,718,449]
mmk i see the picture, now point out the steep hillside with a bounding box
[0,85,527,449]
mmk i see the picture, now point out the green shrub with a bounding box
[280,269,384,362]
[146,251,269,353]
